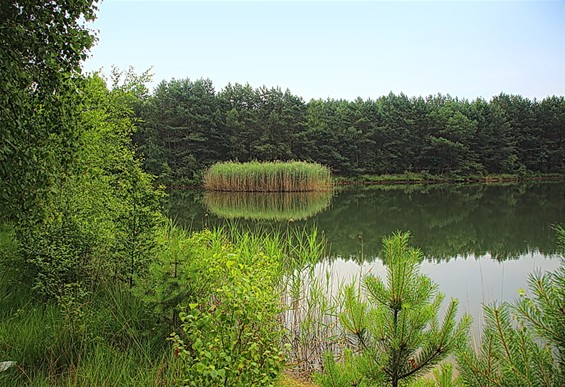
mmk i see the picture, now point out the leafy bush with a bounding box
[13,74,162,299]
[156,229,286,386]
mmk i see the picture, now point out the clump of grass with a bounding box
[203,161,334,192]
[203,191,333,221]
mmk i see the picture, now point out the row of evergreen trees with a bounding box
[134,79,564,183]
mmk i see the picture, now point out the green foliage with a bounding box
[557,225,565,254]
[220,83,303,163]
[320,232,471,387]
[136,78,228,185]
[203,160,334,192]
[0,223,17,270]
[457,227,565,386]
[1,0,161,300]
[135,78,565,182]
[134,221,214,326]
[314,350,367,387]
[429,363,463,387]
[408,363,463,387]
[0,0,99,220]
[165,229,285,386]
[13,72,163,299]
[0,260,178,386]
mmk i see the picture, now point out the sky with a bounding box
[83,0,565,101]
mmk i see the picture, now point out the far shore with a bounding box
[166,172,565,190]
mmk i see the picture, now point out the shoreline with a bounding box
[167,173,565,190]
[334,173,565,187]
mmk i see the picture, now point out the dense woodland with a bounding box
[134,79,565,184]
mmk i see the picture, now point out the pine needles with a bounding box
[319,232,472,387]
[456,225,565,387]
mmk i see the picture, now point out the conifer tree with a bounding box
[323,232,471,387]
[457,226,565,387]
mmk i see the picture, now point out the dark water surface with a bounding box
[170,182,564,336]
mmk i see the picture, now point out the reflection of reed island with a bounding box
[203,191,333,221]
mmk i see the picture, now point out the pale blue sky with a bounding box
[83,0,565,101]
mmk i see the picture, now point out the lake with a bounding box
[169,181,564,338]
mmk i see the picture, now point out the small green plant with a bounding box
[314,349,366,387]
[134,220,213,326]
[318,232,471,387]
[408,363,463,387]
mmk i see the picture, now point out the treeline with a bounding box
[134,79,565,183]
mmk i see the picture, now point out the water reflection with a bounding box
[319,182,565,261]
[169,182,565,263]
[170,182,564,341]
[203,191,333,221]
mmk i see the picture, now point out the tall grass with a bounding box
[203,161,334,192]
[203,191,333,221]
[0,270,182,386]
[0,222,182,387]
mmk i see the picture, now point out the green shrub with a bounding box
[133,222,216,326]
[147,228,286,386]
[11,74,163,300]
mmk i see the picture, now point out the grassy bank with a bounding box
[203,161,333,192]
[4,219,562,386]
[0,240,182,386]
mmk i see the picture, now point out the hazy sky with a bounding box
[83,0,565,101]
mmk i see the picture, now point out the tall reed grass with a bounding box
[203,161,334,192]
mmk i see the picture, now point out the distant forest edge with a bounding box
[132,78,564,185]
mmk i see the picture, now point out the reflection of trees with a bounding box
[203,191,333,221]
[311,183,565,263]
[167,190,210,230]
[168,182,565,263]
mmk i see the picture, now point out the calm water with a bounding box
[170,182,564,336]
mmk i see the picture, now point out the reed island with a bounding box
[203,161,334,192]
